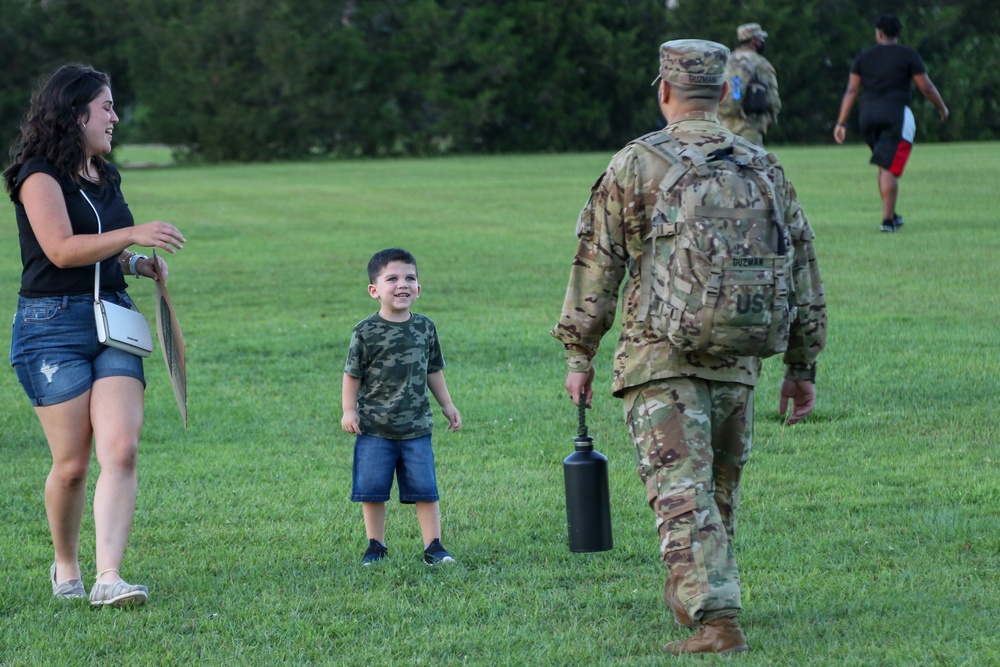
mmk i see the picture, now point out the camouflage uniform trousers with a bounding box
[622,377,753,626]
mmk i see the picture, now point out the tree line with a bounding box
[1,0,996,163]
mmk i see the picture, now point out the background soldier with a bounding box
[719,23,782,146]
[552,39,826,656]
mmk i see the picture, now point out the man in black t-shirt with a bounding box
[833,14,949,232]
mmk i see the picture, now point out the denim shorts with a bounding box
[351,433,439,504]
[10,292,146,407]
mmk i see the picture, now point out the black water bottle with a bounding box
[563,397,613,552]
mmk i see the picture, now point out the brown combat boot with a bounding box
[664,579,697,628]
[662,616,749,655]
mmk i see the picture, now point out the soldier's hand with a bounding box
[779,379,815,426]
[565,369,595,408]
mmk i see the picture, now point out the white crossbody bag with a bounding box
[79,189,153,357]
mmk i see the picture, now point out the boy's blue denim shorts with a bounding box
[10,293,146,407]
[351,433,439,504]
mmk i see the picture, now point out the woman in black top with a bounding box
[3,64,185,606]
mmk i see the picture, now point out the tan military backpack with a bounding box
[633,132,795,358]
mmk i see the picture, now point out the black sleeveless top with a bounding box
[10,157,133,297]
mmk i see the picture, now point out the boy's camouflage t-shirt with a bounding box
[344,312,445,439]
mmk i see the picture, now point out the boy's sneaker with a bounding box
[423,539,455,565]
[362,539,388,565]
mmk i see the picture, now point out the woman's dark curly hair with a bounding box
[3,63,114,195]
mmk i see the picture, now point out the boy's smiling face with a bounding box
[369,260,420,321]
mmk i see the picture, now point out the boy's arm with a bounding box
[427,371,461,432]
[342,374,362,434]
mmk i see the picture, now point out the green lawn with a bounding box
[0,143,997,666]
[113,143,175,168]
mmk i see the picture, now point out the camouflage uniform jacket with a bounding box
[720,48,782,125]
[344,312,445,439]
[551,111,826,397]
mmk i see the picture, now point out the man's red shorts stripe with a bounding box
[889,140,912,177]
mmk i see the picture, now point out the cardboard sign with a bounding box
[155,279,187,428]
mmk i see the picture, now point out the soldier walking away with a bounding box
[833,14,949,232]
[552,39,827,656]
[718,23,782,146]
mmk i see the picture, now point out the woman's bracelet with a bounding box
[129,253,149,278]
[836,122,846,128]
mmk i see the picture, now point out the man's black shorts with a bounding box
[860,103,916,176]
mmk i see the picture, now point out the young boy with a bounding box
[341,248,462,565]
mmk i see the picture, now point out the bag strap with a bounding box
[741,156,789,255]
[634,132,712,186]
[696,255,727,350]
[631,135,693,322]
[78,189,103,303]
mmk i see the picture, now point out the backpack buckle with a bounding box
[706,266,723,297]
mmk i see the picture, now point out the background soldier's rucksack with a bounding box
[633,132,795,359]
[721,54,769,116]
[741,73,769,114]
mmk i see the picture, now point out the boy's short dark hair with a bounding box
[367,248,418,284]
[874,14,902,38]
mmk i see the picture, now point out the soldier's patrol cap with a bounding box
[737,23,768,42]
[652,39,729,87]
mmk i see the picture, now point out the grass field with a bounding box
[113,144,175,169]
[0,142,997,666]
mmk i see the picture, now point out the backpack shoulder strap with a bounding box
[633,133,706,195]
[633,131,683,165]
[630,133,694,322]
[729,134,767,160]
